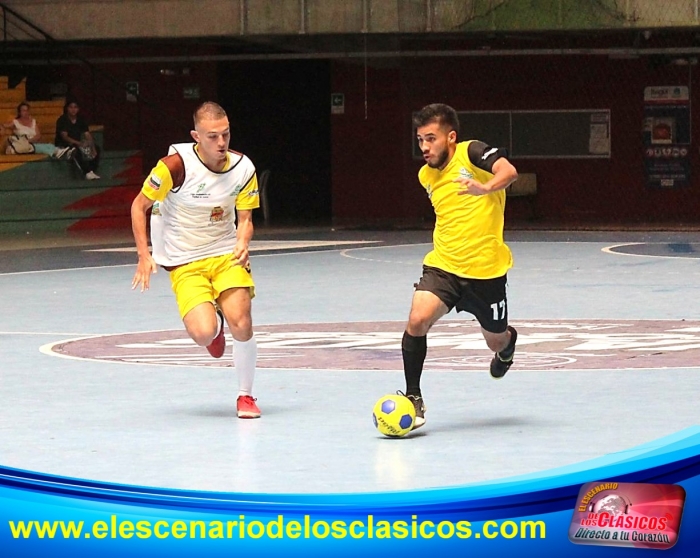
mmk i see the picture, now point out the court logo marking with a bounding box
[43,320,700,371]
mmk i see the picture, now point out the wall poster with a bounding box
[643,86,691,189]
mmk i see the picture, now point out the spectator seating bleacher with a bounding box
[0,76,144,235]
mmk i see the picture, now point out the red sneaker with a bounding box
[206,309,226,358]
[237,395,261,419]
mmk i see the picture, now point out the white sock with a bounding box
[214,309,223,336]
[234,336,257,396]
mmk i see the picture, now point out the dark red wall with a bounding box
[14,44,699,226]
[331,63,410,224]
[331,55,700,226]
[25,45,219,171]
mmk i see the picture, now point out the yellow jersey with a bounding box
[419,140,512,279]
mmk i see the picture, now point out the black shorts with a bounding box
[415,266,509,334]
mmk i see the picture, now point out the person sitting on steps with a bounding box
[2,102,72,159]
[55,99,101,180]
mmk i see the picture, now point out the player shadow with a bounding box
[416,416,538,434]
[180,405,283,418]
[374,430,429,441]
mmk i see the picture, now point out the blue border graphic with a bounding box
[2,426,700,556]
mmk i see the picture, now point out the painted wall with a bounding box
[5,44,699,227]
[15,46,219,171]
[331,54,700,226]
[3,52,332,224]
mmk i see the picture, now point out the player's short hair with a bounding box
[193,102,227,126]
[413,103,460,137]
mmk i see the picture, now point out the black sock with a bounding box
[498,327,516,360]
[402,331,427,397]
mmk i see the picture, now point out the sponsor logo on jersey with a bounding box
[192,183,210,199]
[482,147,498,160]
[459,167,474,179]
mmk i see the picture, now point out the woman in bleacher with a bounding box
[2,102,72,158]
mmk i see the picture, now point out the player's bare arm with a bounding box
[130,192,157,292]
[455,158,518,196]
[232,209,254,267]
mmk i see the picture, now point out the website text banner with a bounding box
[2,426,700,557]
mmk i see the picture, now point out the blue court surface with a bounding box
[1,228,699,494]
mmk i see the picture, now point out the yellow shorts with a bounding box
[169,253,255,319]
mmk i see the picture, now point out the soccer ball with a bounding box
[372,394,416,437]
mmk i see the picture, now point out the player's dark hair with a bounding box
[413,103,460,137]
[63,99,79,114]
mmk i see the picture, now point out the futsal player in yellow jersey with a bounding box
[130,102,262,419]
[402,103,519,430]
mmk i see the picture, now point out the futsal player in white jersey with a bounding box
[131,102,261,419]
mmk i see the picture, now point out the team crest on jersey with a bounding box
[151,202,161,216]
[148,174,162,190]
[209,206,224,223]
[459,167,474,179]
[426,184,433,199]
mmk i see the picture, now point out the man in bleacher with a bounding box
[55,99,101,180]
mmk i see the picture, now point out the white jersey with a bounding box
[142,142,259,267]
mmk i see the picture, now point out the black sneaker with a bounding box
[490,326,518,379]
[397,391,426,430]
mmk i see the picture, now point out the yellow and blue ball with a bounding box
[372,394,416,437]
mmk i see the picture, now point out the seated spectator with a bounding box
[2,102,72,158]
[55,99,101,180]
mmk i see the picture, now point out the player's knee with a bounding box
[226,315,253,341]
[184,318,218,347]
[232,329,253,342]
[407,313,432,336]
[188,326,217,347]
[231,326,253,342]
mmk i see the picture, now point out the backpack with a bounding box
[79,138,97,161]
[7,134,35,155]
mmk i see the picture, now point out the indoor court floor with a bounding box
[1,228,699,494]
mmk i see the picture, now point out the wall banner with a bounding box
[643,86,691,189]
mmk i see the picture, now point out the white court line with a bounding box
[85,240,382,253]
[0,242,386,277]
[340,242,431,264]
[0,331,103,336]
[0,263,136,277]
[602,242,700,260]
